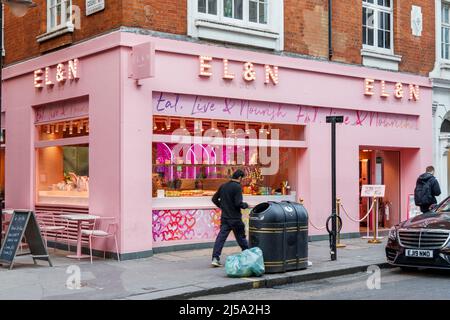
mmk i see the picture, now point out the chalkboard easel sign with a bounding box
[0,211,52,270]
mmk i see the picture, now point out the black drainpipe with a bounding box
[328,0,333,60]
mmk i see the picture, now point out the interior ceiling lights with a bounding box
[153,117,277,136]
[41,119,89,135]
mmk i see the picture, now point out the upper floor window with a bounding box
[442,3,450,60]
[198,0,217,15]
[47,0,72,32]
[188,0,282,50]
[362,0,392,52]
[197,0,267,25]
[249,0,267,24]
[223,0,243,20]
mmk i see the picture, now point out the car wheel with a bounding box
[400,266,418,272]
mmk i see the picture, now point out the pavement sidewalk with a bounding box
[0,238,388,300]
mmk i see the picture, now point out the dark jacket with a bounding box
[417,173,441,205]
[212,180,249,221]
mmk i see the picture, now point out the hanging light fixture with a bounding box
[259,124,265,133]
[63,122,67,132]
[194,120,203,134]
[55,123,59,133]
[153,120,158,131]
[228,121,235,134]
[69,121,73,135]
[166,117,171,130]
[245,122,250,134]
[86,122,89,133]
[180,118,186,131]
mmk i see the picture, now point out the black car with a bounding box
[386,196,450,270]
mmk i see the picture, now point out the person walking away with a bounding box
[211,169,249,267]
[414,166,441,213]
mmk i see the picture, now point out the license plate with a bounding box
[405,249,433,258]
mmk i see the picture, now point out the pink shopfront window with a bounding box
[34,99,89,207]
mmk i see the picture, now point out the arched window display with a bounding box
[35,118,89,206]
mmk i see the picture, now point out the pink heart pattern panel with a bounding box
[152,209,222,242]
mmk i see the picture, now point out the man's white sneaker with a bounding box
[211,258,222,267]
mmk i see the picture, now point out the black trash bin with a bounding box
[249,201,308,273]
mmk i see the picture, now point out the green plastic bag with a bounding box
[225,247,265,278]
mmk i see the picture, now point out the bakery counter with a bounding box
[152,192,297,210]
[38,191,89,206]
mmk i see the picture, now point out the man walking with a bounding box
[211,169,249,267]
[414,166,442,213]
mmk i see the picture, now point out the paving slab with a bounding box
[0,238,388,300]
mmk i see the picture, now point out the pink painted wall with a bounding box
[2,31,433,255]
[119,47,153,254]
[3,33,123,253]
[131,31,430,239]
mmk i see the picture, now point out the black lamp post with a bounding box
[0,0,36,248]
[326,115,343,261]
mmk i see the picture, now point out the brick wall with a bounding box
[284,0,328,58]
[4,0,122,65]
[122,0,186,35]
[331,0,362,65]
[284,0,435,75]
[4,0,435,76]
[394,0,435,75]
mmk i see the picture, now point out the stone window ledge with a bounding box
[37,24,74,43]
[194,19,281,50]
[361,48,402,71]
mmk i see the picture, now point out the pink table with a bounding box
[60,214,99,259]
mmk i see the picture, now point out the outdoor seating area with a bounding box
[1,207,120,265]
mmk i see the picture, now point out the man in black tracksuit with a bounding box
[211,169,249,267]
[415,166,441,213]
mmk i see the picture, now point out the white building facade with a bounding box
[430,0,450,202]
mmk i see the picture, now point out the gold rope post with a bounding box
[368,197,382,244]
[336,198,346,248]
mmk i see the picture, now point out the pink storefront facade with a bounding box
[2,31,432,259]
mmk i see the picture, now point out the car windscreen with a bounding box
[436,198,450,213]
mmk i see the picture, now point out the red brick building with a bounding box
[5,0,435,75]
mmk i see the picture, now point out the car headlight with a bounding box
[388,227,397,241]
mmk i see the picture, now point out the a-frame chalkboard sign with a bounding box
[0,211,52,269]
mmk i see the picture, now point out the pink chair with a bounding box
[81,217,120,264]
[36,212,70,252]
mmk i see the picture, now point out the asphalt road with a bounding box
[193,267,450,300]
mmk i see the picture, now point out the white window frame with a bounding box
[362,0,394,55]
[47,0,73,33]
[195,0,270,31]
[222,0,243,21]
[248,0,268,25]
[442,1,450,61]
[188,0,283,51]
[37,0,74,43]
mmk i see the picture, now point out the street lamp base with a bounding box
[368,239,382,244]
